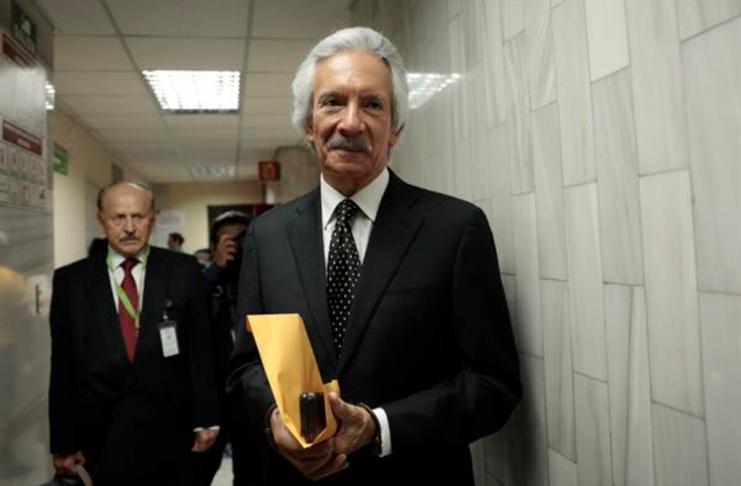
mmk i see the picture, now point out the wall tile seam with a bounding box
[677,11,741,45]
[573,368,607,385]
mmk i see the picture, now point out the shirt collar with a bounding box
[107,244,150,269]
[320,168,390,230]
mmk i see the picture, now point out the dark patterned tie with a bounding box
[327,199,362,355]
[119,257,139,362]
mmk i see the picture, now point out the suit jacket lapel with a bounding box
[286,190,338,369]
[338,173,424,374]
[137,247,168,361]
[85,252,127,360]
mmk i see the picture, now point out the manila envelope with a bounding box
[246,313,340,448]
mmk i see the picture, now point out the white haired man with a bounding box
[227,27,521,485]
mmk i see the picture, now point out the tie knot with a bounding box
[121,257,139,273]
[335,199,359,225]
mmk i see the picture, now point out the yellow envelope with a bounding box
[246,313,339,448]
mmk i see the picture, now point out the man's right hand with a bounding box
[52,451,86,476]
[212,234,238,269]
[270,407,348,480]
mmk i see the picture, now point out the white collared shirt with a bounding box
[107,246,147,312]
[320,168,392,458]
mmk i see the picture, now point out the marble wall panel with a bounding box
[503,32,533,195]
[481,0,508,128]
[552,0,596,187]
[584,0,630,80]
[488,124,515,274]
[541,279,575,460]
[699,292,741,486]
[532,103,567,280]
[625,0,688,175]
[501,0,525,41]
[591,69,643,285]
[508,354,548,486]
[512,194,542,356]
[524,0,556,110]
[574,374,613,485]
[548,448,578,486]
[565,183,607,380]
[624,287,654,485]
[639,170,703,416]
[676,0,741,40]
[652,404,709,486]
[682,16,741,294]
[603,284,631,486]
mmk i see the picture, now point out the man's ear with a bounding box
[389,124,404,147]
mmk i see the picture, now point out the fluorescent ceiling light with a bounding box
[143,70,240,113]
[189,165,236,180]
[406,72,462,109]
[45,82,55,110]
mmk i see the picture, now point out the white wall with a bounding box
[158,181,264,253]
[354,1,741,485]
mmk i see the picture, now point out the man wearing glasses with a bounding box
[48,181,219,485]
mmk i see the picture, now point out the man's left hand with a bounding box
[328,392,376,456]
[192,429,219,452]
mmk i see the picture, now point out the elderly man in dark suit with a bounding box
[48,181,219,485]
[227,27,522,486]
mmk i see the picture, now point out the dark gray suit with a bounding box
[228,171,521,485]
[49,247,218,482]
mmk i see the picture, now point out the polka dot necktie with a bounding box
[327,199,362,356]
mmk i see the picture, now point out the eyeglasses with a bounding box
[105,214,152,228]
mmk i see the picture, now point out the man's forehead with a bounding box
[314,50,391,88]
[101,186,152,209]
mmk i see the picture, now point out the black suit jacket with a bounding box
[228,171,521,485]
[48,247,218,480]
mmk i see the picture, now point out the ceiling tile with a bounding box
[118,149,180,163]
[60,95,158,116]
[126,37,245,70]
[55,36,133,70]
[252,0,352,39]
[54,72,148,96]
[241,114,294,130]
[163,114,239,129]
[113,140,177,153]
[247,40,313,72]
[79,114,165,130]
[107,0,250,37]
[243,73,294,97]
[171,127,238,142]
[242,96,294,115]
[37,0,115,35]
[97,128,171,142]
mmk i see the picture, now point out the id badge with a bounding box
[159,319,180,357]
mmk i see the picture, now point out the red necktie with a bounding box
[119,257,139,362]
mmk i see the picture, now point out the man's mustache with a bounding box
[119,236,140,243]
[326,134,371,154]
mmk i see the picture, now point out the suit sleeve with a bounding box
[383,207,522,453]
[184,257,220,428]
[226,223,275,434]
[48,268,79,454]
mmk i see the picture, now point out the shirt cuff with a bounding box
[372,407,391,457]
[193,425,220,432]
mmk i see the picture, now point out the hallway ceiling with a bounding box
[36,0,353,182]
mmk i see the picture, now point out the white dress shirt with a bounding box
[320,168,392,457]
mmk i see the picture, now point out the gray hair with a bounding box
[291,27,409,136]
[97,181,155,212]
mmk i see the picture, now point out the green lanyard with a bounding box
[107,246,150,330]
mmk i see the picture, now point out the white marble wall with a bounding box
[353,1,741,484]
